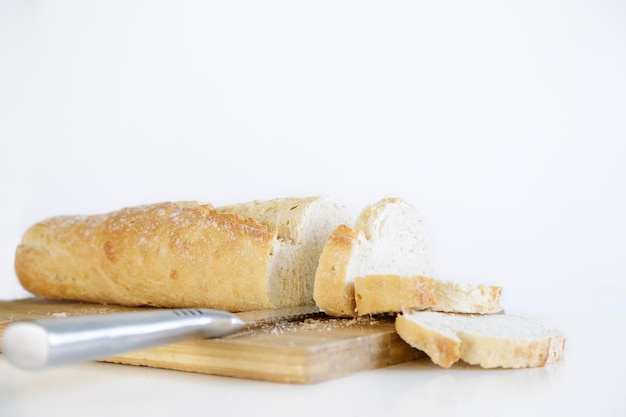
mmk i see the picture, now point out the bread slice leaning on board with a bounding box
[14,196,350,311]
[395,311,566,368]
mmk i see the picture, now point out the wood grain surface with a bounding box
[0,298,422,383]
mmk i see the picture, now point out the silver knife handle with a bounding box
[1,308,244,370]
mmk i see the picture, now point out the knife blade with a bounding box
[1,304,322,370]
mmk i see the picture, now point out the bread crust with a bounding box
[355,275,502,316]
[313,224,358,317]
[15,202,278,311]
[395,313,460,368]
[355,275,436,315]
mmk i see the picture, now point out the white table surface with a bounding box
[1,309,623,417]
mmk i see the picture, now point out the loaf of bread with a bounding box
[313,198,433,317]
[395,310,566,368]
[15,197,350,311]
[354,275,502,315]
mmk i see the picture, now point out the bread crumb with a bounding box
[257,316,383,335]
[44,312,69,318]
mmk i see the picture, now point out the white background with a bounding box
[1,3,625,417]
[1,0,625,313]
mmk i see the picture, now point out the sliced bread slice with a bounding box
[395,310,566,368]
[313,198,433,317]
[354,275,502,315]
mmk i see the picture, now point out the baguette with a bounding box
[15,197,349,311]
[395,310,566,368]
[313,198,433,317]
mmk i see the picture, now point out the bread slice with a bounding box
[313,198,433,317]
[15,197,349,311]
[354,275,502,315]
[395,310,566,368]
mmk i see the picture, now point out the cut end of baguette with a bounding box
[219,196,352,308]
[396,311,566,369]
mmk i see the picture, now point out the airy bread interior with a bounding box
[348,198,433,278]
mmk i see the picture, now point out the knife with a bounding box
[1,305,321,370]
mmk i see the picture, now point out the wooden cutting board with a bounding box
[0,298,421,384]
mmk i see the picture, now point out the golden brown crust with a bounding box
[395,314,460,368]
[354,275,502,316]
[15,202,277,311]
[354,275,436,316]
[313,224,358,317]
